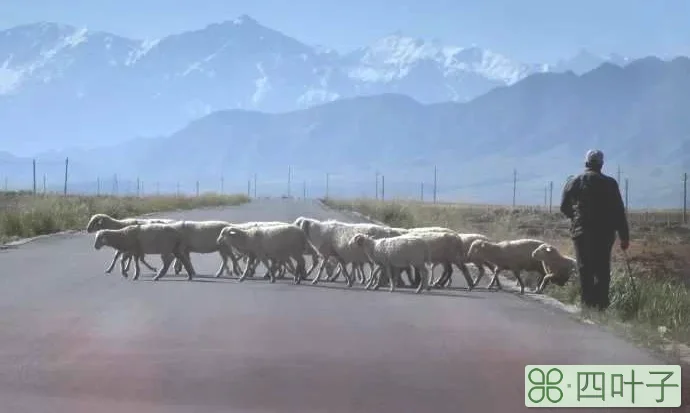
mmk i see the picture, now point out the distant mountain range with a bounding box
[3,55,688,208]
[0,15,640,154]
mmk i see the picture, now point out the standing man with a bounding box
[560,149,630,311]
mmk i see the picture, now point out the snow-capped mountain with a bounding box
[0,15,629,154]
[547,48,632,75]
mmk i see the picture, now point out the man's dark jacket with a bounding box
[560,168,630,241]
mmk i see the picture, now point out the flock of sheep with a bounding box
[87,213,578,294]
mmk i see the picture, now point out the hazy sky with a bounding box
[0,0,688,62]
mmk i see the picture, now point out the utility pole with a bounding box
[303,180,306,200]
[63,157,69,196]
[375,171,380,200]
[196,180,200,197]
[683,172,687,224]
[433,165,437,204]
[156,181,160,196]
[136,177,140,197]
[512,169,517,208]
[32,159,36,195]
[624,178,629,211]
[325,173,330,199]
[544,185,547,210]
[43,174,46,195]
[97,177,100,196]
[421,182,424,202]
[287,166,291,197]
[381,175,385,201]
[3,177,7,191]
[247,179,251,197]
[549,181,553,214]
[253,173,257,198]
[617,165,621,184]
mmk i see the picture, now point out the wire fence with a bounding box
[0,158,687,225]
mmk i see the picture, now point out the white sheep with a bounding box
[530,243,578,293]
[348,233,432,293]
[93,223,196,281]
[229,221,319,279]
[294,217,406,287]
[466,238,547,294]
[166,220,242,277]
[391,230,475,290]
[86,213,175,274]
[431,232,496,289]
[217,224,309,284]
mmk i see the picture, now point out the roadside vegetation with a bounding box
[323,197,690,351]
[0,190,250,244]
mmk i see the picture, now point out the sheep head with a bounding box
[218,226,248,248]
[467,239,488,259]
[350,233,368,247]
[93,230,108,250]
[531,243,555,260]
[86,214,108,233]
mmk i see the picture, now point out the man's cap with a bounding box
[585,149,604,165]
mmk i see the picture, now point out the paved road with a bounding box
[0,199,685,412]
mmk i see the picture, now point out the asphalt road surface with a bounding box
[0,199,685,412]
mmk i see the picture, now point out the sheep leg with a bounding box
[386,265,396,293]
[139,255,158,273]
[536,273,554,294]
[432,262,451,287]
[365,265,380,290]
[310,255,330,285]
[152,253,175,281]
[326,261,343,282]
[132,255,143,281]
[105,250,122,274]
[415,265,430,294]
[267,260,280,283]
[487,269,504,291]
[337,258,354,287]
[305,252,319,277]
[119,253,130,278]
[455,262,475,290]
[513,270,525,294]
[293,256,306,284]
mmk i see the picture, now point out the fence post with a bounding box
[433,166,437,204]
[63,157,69,196]
[624,178,629,211]
[683,172,688,224]
[512,169,517,208]
[381,175,385,201]
[32,159,36,195]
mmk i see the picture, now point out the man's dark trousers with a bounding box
[572,231,616,310]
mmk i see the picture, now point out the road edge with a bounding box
[315,199,690,367]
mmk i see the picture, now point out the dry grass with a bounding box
[323,197,690,346]
[0,191,250,244]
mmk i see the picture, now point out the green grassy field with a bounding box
[0,191,250,244]
[323,197,690,351]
